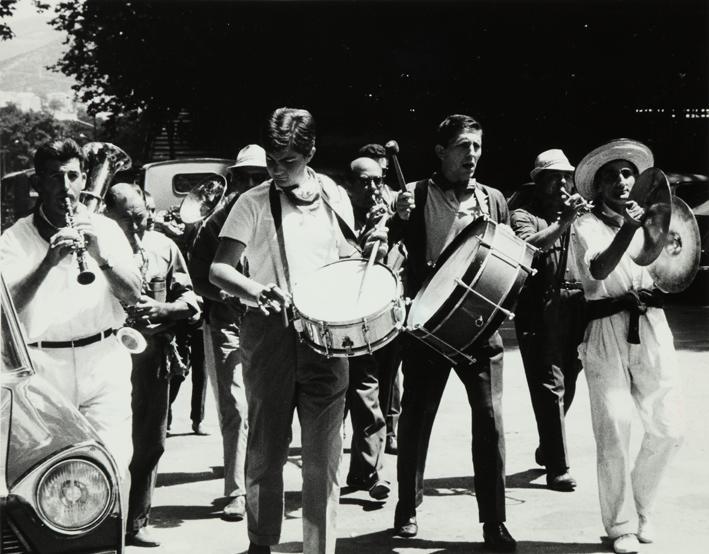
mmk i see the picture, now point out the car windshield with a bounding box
[1,276,33,376]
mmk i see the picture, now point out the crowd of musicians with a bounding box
[0,108,685,554]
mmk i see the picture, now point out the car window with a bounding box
[1,307,23,372]
[173,172,224,195]
[1,276,33,376]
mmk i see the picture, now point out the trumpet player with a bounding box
[510,149,588,492]
[571,140,683,554]
[104,182,201,548]
[0,138,141,479]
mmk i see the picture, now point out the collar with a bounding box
[593,203,624,228]
[276,167,321,207]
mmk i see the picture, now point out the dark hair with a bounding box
[104,181,144,212]
[262,107,316,156]
[357,143,386,159]
[435,114,482,148]
[34,138,86,175]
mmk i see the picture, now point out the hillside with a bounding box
[0,39,76,97]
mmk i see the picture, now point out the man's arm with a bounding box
[589,201,645,280]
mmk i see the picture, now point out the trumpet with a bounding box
[560,186,594,217]
[64,198,96,285]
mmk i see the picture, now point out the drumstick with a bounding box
[384,140,406,192]
[356,239,380,302]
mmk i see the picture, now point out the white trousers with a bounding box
[579,308,684,539]
[29,335,134,478]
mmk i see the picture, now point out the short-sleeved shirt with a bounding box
[571,209,655,300]
[0,210,136,342]
[219,170,355,305]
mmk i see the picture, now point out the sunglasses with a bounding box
[359,175,383,186]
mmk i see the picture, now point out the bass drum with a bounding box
[406,217,536,365]
[292,259,406,357]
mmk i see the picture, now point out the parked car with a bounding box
[0,275,124,553]
[139,158,232,213]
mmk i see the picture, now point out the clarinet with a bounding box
[64,198,96,285]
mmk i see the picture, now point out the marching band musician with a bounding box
[0,139,141,478]
[105,182,201,548]
[388,114,516,552]
[342,156,397,501]
[210,107,386,554]
[510,149,588,492]
[188,144,269,522]
[571,139,684,554]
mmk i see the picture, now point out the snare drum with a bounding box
[406,217,536,365]
[292,259,406,357]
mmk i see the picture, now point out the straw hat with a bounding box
[574,139,654,200]
[529,149,575,180]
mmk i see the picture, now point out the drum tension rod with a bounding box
[453,278,515,320]
[410,324,477,365]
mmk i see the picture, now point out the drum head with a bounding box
[292,259,398,323]
[407,219,486,328]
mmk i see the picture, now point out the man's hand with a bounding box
[45,228,80,267]
[132,295,172,323]
[623,200,646,228]
[71,214,106,262]
[395,191,415,220]
[362,227,389,262]
[256,283,291,316]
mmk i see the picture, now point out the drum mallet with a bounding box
[385,140,412,221]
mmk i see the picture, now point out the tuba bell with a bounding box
[178,175,227,224]
[81,142,132,213]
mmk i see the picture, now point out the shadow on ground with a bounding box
[150,504,222,528]
[156,466,223,487]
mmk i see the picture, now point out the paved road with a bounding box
[133,303,709,554]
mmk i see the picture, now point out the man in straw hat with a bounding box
[571,139,684,554]
[189,144,269,522]
[511,149,588,492]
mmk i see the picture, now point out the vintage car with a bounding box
[0,276,124,553]
[139,157,232,213]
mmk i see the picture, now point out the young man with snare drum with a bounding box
[210,107,384,554]
[389,114,516,552]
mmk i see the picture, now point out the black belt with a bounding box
[586,290,663,344]
[559,280,583,291]
[29,328,116,349]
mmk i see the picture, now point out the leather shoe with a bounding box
[385,435,398,455]
[394,515,418,537]
[534,446,545,467]
[248,543,271,554]
[483,522,516,552]
[126,528,160,547]
[192,422,209,435]
[369,479,391,500]
[222,495,246,521]
[546,471,577,492]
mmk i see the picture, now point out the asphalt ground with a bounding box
[132,303,709,554]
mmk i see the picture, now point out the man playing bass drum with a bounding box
[388,114,516,552]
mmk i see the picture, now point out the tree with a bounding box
[0,0,48,41]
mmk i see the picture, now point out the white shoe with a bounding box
[638,515,654,544]
[613,533,640,554]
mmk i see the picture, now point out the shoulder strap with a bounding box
[268,181,291,289]
[319,184,361,251]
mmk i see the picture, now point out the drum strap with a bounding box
[268,180,361,290]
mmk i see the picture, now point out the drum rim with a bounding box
[302,321,402,357]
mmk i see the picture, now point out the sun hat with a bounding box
[228,144,267,170]
[574,139,654,200]
[529,149,575,180]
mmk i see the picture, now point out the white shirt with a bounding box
[0,211,135,342]
[219,172,356,305]
[572,210,655,300]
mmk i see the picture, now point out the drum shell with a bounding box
[293,260,406,358]
[408,218,535,364]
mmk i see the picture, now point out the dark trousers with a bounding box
[515,289,585,472]
[376,338,403,440]
[396,332,506,524]
[168,326,207,426]
[127,337,170,532]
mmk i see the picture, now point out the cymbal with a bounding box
[628,168,672,266]
[649,196,701,293]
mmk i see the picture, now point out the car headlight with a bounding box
[36,458,112,532]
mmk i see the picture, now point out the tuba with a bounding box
[178,174,227,224]
[81,142,132,213]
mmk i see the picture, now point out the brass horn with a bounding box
[81,142,132,213]
[178,175,227,224]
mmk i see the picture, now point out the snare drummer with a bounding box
[571,139,683,554]
[210,107,383,554]
[511,149,587,492]
[389,114,516,552]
